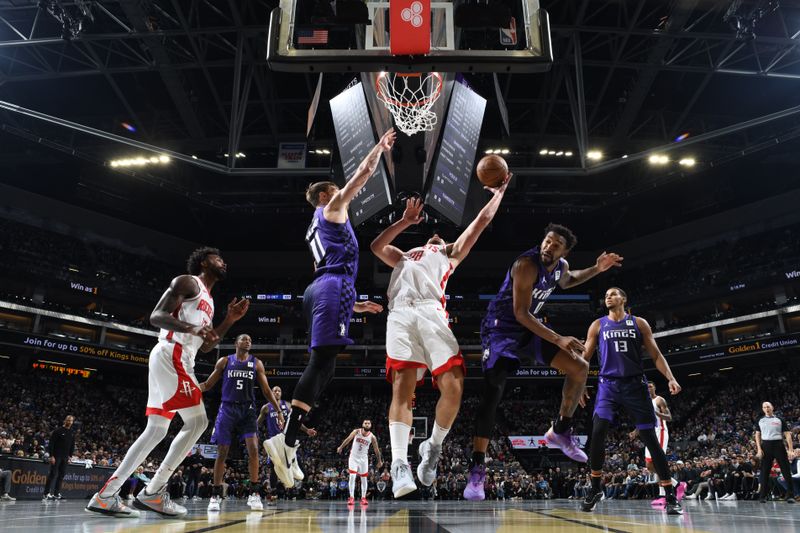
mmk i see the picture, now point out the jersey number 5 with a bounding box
[236,380,243,390]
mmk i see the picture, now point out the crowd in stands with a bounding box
[2,361,798,501]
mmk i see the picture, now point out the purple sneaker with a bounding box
[463,464,486,501]
[545,427,588,462]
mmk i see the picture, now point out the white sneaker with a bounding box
[703,493,715,501]
[263,433,296,488]
[416,439,441,487]
[684,493,698,500]
[391,460,417,498]
[85,492,141,518]
[291,457,304,481]
[247,493,263,510]
[207,495,221,512]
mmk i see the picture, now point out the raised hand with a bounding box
[354,301,383,314]
[402,197,425,225]
[378,128,397,152]
[484,172,512,196]
[226,297,250,321]
[595,251,623,272]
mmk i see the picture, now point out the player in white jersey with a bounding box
[371,178,509,498]
[86,247,249,519]
[638,381,685,504]
[337,419,383,506]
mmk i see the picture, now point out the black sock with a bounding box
[471,451,486,469]
[212,485,223,497]
[663,484,675,497]
[284,407,308,446]
[553,415,572,434]
[591,475,602,493]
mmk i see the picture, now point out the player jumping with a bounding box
[371,178,508,498]
[336,419,383,506]
[579,287,683,515]
[199,333,284,512]
[263,129,395,488]
[464,225,622,500]
[87,247,248,518]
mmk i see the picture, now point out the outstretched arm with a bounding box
[639,317,681,396]
[370,197,424,268]
[337,430,358,454]
[198,356,228,392]
[558,252,623,289]
[326,129,396,222]
[447,176,510,268]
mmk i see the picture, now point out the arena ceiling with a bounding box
[1,0,799,249]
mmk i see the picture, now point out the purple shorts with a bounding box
[593,375,657,430]
[211,402,258,446]
[481,328,559,372]
[303,273,356,349]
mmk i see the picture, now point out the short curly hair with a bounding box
[186,247,220,275]
[544,223,577,250]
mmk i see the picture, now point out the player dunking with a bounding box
[87,247,248,518]
[579,287,683,515]
[336,420,383,506]
[263,129,395,488]
[257,386,317,500]
[198,333,284,512]
[371,179,508,498]
[464,225,622,501]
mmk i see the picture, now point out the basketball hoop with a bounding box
[376,71,443,136]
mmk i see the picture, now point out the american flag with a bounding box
[297,29,329,45]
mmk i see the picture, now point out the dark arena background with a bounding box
[1,0,799,531]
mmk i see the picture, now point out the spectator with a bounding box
[0,468,16,500]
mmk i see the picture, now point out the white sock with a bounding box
[430,422,450,446]
[147,407,208,494]
[389,421,411,465]
[360,475,368,498]
[671,477,678,486]
[659,485,666,496]
[349,473,356,498]
[99,415,170,497]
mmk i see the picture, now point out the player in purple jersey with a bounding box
[264,129,395,489]
[198,334,284,511]
[464,224,622,501]
[578,287,683,515]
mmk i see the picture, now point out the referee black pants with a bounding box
[759,440,794,498]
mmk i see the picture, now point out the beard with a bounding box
[212,265,227,281]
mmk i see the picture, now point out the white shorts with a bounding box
[145,341,202,420]
[645,426,669,461]
[385,304,464,387]
[348,456,369,476]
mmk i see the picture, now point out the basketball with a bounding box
[476,155,508,187]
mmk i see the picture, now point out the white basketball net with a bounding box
[376,72,443,136]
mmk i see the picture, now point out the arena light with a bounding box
[587,150,603,161]
[500,148,510,155]
[110,154,171,168]
[565,151,573,157]
[719,366,734,371]
[688,372,701,377]
[539,148,548,155]
[679,158,696,167]
[648,154,670,165]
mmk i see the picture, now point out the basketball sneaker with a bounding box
[581,490,603,512]
[360,497,368,506]
[263,433,296,488]
[544,427,588,462]
[0,494,16,501]
[463,464,486,501]
[347,497,355,506]
[85,492,141,518]
[416,439,441,487]
[247,493,263,511]
[207,495,221,512]
[134,486,187,517]
[391,460,417,498]
[665,496,683,515]
[291,456,305,481]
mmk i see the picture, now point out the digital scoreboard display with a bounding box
[425,80,487,225]
[330,83,393,226]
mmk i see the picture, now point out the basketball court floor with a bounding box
[2,499,798,532]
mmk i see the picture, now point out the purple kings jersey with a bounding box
[597,314,645,378]
[305,207,358,280]
[221,354,256,404]
[266,400,291,438]
[482,247,566,334]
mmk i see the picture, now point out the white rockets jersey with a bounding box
[653,397,668,432]
[157,276,215,357]
[350,430,373,459]
[387,244,453,310]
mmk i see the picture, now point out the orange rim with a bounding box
[376,72,443,108]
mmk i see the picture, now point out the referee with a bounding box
[755,401,795,503]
